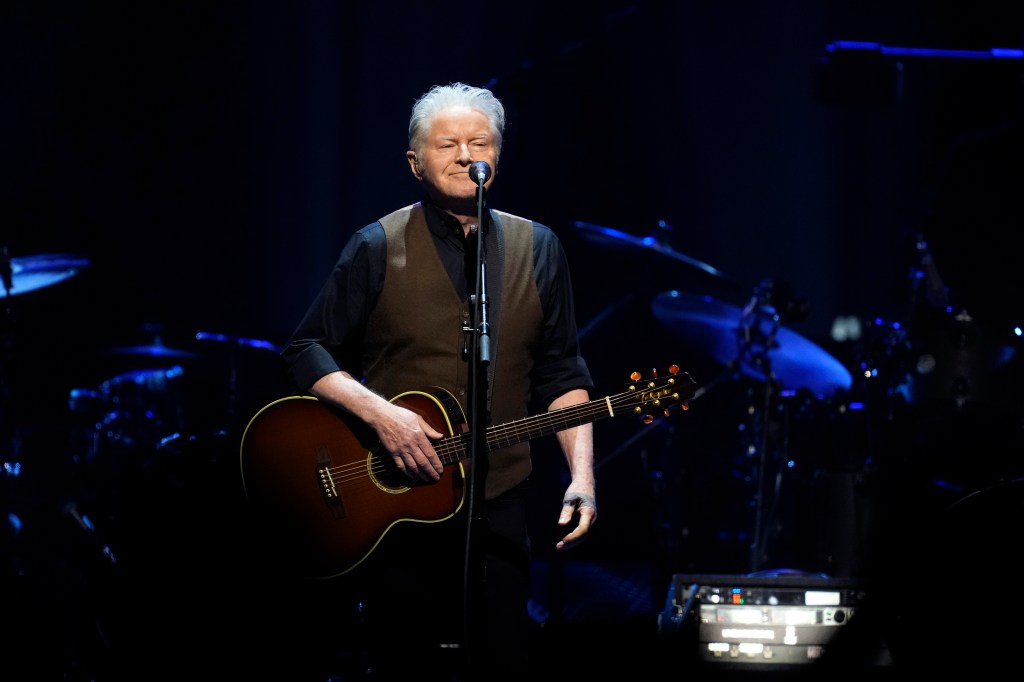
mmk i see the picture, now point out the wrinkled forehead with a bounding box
[426,106,491,134]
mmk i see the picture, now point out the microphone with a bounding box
[468,161,491,185]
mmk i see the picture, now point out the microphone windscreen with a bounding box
[469,161,491,184]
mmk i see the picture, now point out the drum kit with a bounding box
[3,253,282,456]
[573,220,855,401]
[0,249,298,678]
[2,249,288,570]
[572,221,1024,577]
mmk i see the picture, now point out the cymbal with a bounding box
[3,252,90,297]
[651,290,853,396]
[573,221,730,281]
[195,330,283,353]
[108,342,201,359]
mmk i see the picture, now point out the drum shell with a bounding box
[96,365,188,451]
[905,312,1021,409]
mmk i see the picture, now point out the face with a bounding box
[406,106,498,213]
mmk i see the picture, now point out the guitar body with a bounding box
[239,391,467,579]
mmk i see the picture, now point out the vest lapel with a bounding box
[484,210,504,414]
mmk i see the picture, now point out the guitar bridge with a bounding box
[316,444,346,519]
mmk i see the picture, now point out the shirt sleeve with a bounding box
[530,222,595,409]
[279,223,386,393]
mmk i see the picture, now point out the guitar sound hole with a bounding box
[372,450,418,489]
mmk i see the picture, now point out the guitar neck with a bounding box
[433,398,612,466]
[431,371,692,466]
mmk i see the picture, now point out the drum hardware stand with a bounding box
[737,280,793,574]
[577,291,640,342]
[195,330,280,436]
[1,246,18,519]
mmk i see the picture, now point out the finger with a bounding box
[392,450,427,481]
[417,415,446,441]
[422,447,444,478]
[558,496,594,525]
[391,455,412,478]
[577,505,597,528]
[414,447,443,480]
[556,526,585,551]
[403,447,440,482]
[559,494,581,519]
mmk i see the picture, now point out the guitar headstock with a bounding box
[625,364,697,424]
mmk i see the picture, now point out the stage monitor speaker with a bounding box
[657,572,891,671]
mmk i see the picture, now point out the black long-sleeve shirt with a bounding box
[281,197,593,411]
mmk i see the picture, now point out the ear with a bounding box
[406,150,423,180]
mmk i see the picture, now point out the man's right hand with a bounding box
[371,401,445,482]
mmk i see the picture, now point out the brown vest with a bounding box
[365,203,542,498]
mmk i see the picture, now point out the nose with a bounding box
[457,143,472,163]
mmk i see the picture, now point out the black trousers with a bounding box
[301,481,535,681]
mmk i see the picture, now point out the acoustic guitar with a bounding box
[239,366,696,578]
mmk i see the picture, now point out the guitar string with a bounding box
[323,402,616,488]
[322,381,692,486]
[317,382,690,488]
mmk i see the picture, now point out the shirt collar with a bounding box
[421,194,493,239]
[421,195,464,239]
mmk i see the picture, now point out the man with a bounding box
[279,82,597,680]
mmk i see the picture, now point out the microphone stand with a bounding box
[463,169,491,679]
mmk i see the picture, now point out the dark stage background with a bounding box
[3,1,1024,678]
